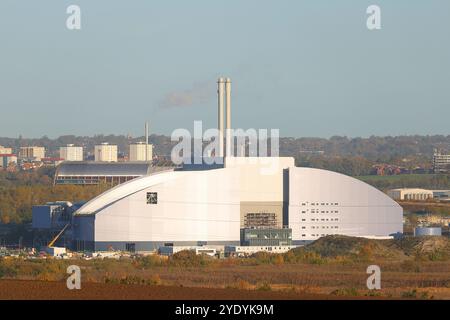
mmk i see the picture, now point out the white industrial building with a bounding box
[94,143,118,162]
[71,156,402,251]
[387,188,434,201]
[69,77,403,252]
[129,142,153,162]
[60,144,83,161]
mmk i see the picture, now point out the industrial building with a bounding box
[54,161,166,186]
[94,143,118,162]
[129,142,153,162]
[19,146,45,161]
[60,144,83,161]
[33,77,403,253]
[387,188,434,201]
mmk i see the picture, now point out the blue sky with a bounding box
[0,1,449,138]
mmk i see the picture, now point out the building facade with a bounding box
[54,161,163,186]
[94,143,118,162]
[0,154,17,168]
[129,142,153,162]
[0,146,12,155]
[19,146,45,161]
[60,144,83,161]
[69,157,403,252]
[240,228,292,246]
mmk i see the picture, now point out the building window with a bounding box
[147,192,158,204]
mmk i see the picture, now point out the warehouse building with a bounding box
[54,161,168,186]
[387,188,433,201]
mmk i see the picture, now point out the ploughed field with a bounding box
[0,279,334,300]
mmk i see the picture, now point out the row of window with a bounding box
[301,202,339,206]
[300,233,336,237]
[301,218,339,222]
[308,210,339,214]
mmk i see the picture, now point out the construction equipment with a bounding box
[47,223,70,248]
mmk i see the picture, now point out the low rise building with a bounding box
[158,246,217,256]
[224,245,297,257]
[387,188,433,201]
[54,161,168,186]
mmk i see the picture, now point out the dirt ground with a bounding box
[0,279,361,300]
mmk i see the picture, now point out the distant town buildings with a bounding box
[94,143,118,162]
[0,154,17,169]
[60,144,83,161]
[433,149,450,173]
[129,142,153,162]
[19,146,45,161]
[0,145,12,154]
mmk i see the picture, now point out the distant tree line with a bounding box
[0,184,108,224]
[1,134,449,162]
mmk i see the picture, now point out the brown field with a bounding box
[0,279,336,300]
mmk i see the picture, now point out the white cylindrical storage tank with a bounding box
[414,227,442,237]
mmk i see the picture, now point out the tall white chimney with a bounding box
[145,121,149,162]
[225,78,232,157]
[217,78,225,157]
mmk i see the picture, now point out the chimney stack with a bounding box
[145,121,149,162]
[217,78,225,157]
[225,78,232,157]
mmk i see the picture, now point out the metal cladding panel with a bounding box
[72,215,95,241]
[32,206,53,229]
[225,157,294,203]
[56,161,159,177]
[288,167,403,241]
[93,168,241,243]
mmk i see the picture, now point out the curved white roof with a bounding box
[75,169,178,215]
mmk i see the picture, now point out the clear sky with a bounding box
[0,1,449,138]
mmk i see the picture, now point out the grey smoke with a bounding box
[159,81,215,109]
